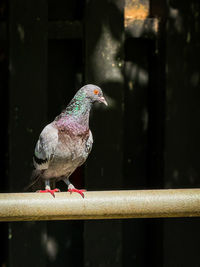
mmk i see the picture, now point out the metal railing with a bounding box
[0,189,200,221]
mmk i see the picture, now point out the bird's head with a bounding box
[80,84,108,106]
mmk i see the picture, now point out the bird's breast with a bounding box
[44,130,91,179]
[56,130,90,159]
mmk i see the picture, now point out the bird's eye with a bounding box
[93,89,99,95]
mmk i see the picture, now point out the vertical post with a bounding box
[0,3,9,266]
[84,0,124,266]
[123,0,165,265]
[164,1,200,266]
[47,39,84,267]
[9,0,48,266]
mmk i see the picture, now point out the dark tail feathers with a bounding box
[24,170,45,192]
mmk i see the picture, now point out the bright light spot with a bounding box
[17,24,25,42]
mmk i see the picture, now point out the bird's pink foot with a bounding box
[68,188,86,198]
[38,188,60,198]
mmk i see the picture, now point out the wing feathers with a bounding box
[34,123,58,170]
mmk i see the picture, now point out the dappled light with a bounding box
[0,0,200,266]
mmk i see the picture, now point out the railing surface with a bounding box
[0,189,200,222]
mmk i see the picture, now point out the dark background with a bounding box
[0,0,200,266]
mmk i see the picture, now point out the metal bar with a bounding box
[0,189,200,222]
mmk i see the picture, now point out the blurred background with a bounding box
[0,0,200,266]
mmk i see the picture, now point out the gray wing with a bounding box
[33,123,58,170]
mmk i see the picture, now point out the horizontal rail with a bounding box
[0,189,200,222]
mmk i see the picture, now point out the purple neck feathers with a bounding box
[55,97,92,134]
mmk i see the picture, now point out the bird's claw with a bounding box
[37,188,60,198]
[68,188,86,198]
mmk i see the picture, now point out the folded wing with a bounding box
[33,124,58,170]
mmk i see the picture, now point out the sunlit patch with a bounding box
[93,89,99,95]
[41,232,59,262]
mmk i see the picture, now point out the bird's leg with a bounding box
[63,178,86,198]
[38,180,60,198]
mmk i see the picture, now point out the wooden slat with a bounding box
[9,0,48,266]
[84,0,124,266]
[48,20,83,39]
[0,22,6,40]
[163,0,200,266]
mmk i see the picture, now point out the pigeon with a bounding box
[30,84,107,198]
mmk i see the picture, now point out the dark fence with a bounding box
[0,0,200,266]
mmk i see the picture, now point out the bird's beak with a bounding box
[99,96,108,106]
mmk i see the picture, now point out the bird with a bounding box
[29,84,107,198]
